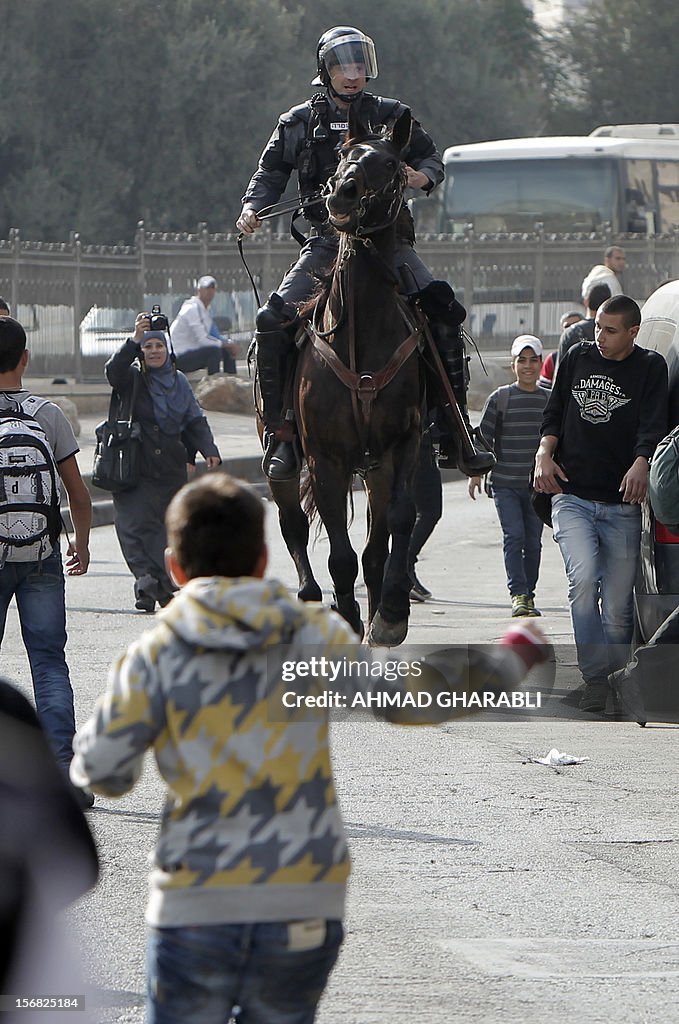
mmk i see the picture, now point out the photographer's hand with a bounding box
[133,313,151,343]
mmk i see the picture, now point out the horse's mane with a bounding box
[298,281,327,324]
[339,129,388,154]
[298,262,338,322]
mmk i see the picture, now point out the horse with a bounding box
[264,105,424,646]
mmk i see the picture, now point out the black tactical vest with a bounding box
[296,93,401,224]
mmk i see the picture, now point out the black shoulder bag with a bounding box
[91,373,142,493]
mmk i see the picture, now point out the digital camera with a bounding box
[149,304,169,332]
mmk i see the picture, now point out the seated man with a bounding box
[170,276,237,376]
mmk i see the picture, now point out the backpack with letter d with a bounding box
[0,393,62,568]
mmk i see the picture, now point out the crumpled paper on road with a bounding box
[529,748,590,767]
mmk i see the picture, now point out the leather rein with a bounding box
[305,152,421,459]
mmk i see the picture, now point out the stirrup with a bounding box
[262,432,299,481]
[458,447,496,476]
[437,434,495,477]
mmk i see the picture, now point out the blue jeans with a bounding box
[552,493,641,682]
[492,485,543,598]
[0,544,75,766]
[147,920,344,1024]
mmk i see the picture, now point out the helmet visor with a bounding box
[320,32,378,81]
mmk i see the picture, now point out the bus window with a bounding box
[444,158,618,234]
[626,159,654,206]
[625,159,655,232]
[656,160,679,231]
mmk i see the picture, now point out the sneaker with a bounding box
[526,597,542,617]
[135,595,156,613]
[410,574,432,602]
[579,679,609,713]
[511,594,530,617]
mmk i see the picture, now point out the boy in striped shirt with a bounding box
[469,335,550,617]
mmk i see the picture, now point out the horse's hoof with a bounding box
[366,610,408,648]
[331,598,364,639]
[298,581,323,603]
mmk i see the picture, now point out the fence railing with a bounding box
[2,223,678,378]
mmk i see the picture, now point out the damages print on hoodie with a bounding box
[572,373,631,425]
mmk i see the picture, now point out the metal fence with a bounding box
[2,223,679,379]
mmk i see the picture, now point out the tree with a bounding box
[544,0,679,132]
[0,0,551,241]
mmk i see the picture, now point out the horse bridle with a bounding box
[307,148,421,461]
[313,144,407,340]
[325,143,408,237]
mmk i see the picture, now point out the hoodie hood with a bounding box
[157,577,308,652]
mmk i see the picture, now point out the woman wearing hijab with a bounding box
[105,313,221,612]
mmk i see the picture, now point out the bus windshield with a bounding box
[444,157,618,233]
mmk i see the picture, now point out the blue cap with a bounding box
[142,331,167,343]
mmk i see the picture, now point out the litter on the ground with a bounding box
[528,748,590,767]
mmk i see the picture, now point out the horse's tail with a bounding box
[301,472,355,528]
[301,472,317,523]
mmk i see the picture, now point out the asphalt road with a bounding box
[3,472,679,1024]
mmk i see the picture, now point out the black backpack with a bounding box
[0,394,62,568]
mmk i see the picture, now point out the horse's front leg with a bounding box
[362,470,390,624]
[366,434,419,647]
[269,477,323,603]
[308,457,363,638]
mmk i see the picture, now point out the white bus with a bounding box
[429,130,679,236]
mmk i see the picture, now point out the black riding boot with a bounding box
[256,330,298,481]
[430,322,495,476]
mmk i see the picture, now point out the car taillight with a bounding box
[655,521,679,543]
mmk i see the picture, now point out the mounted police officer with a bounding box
[237,26,493,481]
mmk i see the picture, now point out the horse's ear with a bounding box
[347,102,369,143]
[391,109,412,155]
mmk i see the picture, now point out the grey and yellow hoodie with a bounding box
[72,577,364,927]
[72,576,532,928]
